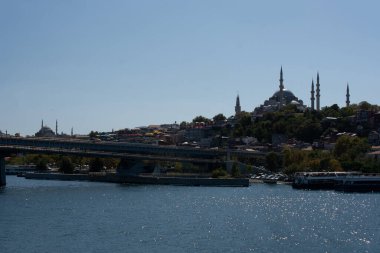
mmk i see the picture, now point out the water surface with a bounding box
[1,176,379,253]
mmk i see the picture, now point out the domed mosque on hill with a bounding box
[35,120,56,137]
[251,67,322,120]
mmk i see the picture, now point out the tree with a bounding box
[266,152,282,172]
[253,120,272,142]
[358,101,371,111]
[322,104,341,118]
[334,136,369,161]
[192,115,211,124]
[103,158,119,171]
[179,121,188,130]
[36,158,48,171]
[59,156,74,174]
[32,155,51,171]
[212,167,228,178]
[89,131,98,138]
[340,106,355,117]
[237,112,252,128]
[296,120,322,143]
[213,113,226,122]
[174,162,183,173]
[232,123,243,138]
[89,157,104,172]
[231,163,241,178]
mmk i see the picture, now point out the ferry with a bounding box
[292,172,360,190]
[335,174,380,192]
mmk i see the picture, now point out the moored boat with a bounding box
[263,178,277,184]
[292,172,360,190]
[335,175,380,192]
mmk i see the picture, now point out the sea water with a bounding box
[0,176,379,253]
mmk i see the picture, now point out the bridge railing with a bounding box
[0,136,226,159]
[0,136,267,161]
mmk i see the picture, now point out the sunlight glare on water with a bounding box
[0,176,379,253]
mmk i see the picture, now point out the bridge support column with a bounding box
[226,160,233,174]
[117,158,147,176]
[0,156,6,186]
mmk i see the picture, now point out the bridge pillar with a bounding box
[226,160,233,174]
[0,156,6,186]
[117,158,147,176]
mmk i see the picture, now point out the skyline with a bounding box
[1,0,380,135]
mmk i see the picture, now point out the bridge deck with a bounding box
[0,136,267,162]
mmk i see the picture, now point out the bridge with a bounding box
[0,136,267,186]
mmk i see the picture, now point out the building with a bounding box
[35,120,55,137]
[252,67,307,120]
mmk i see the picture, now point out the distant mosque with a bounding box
[35,120,74,137]
[233,67,351,120]
[251,67,308,119]
[35,120,56,137]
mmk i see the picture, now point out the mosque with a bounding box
[234,67,351,120]
[34,120,74,137]
[35,120,56,137]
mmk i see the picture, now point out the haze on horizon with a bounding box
[1,0,379,136]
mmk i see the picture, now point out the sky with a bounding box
[1,0,379,136]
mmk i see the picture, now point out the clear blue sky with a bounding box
[1,0,379,135]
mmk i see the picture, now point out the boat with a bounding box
[334,174,380,192]
[292,172,360,190]
[262,175,278,184]
[263,178,277,184]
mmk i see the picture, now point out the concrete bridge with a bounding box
[0,136,267,186]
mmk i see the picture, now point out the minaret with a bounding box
[346,83,350,107]
[310,79,315,110]
[55,120,58,135]
[279,66,284,108]
[235,94,241,116]
[41,120,44,128]
[316,72,321,111]
[71,127,73,136]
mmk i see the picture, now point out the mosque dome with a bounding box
[35,126,55,137]
[251,68,309,120]
[270,89,298,103]
[290,100,300,105]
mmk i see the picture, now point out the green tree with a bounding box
[174,162,183,173]
[296,120,322,143]
[266,152,281,172]
[59,156,74,174]
[179,121,188,130]
[231,163,241,178]
[89,131,98,138]
[334,136,369,160]
[322,104,341,118]
[103,158,119,171]
[213,113,226,122]
[89,157,104,172]
[211,167,228,178]
[358,101,371,111]
[237,112,253,128]
[192,115,211,124]
[340,106,355,117]
[233,123,243,137]
[36,158,48,171]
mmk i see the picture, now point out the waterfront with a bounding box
[1,176,379,253]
